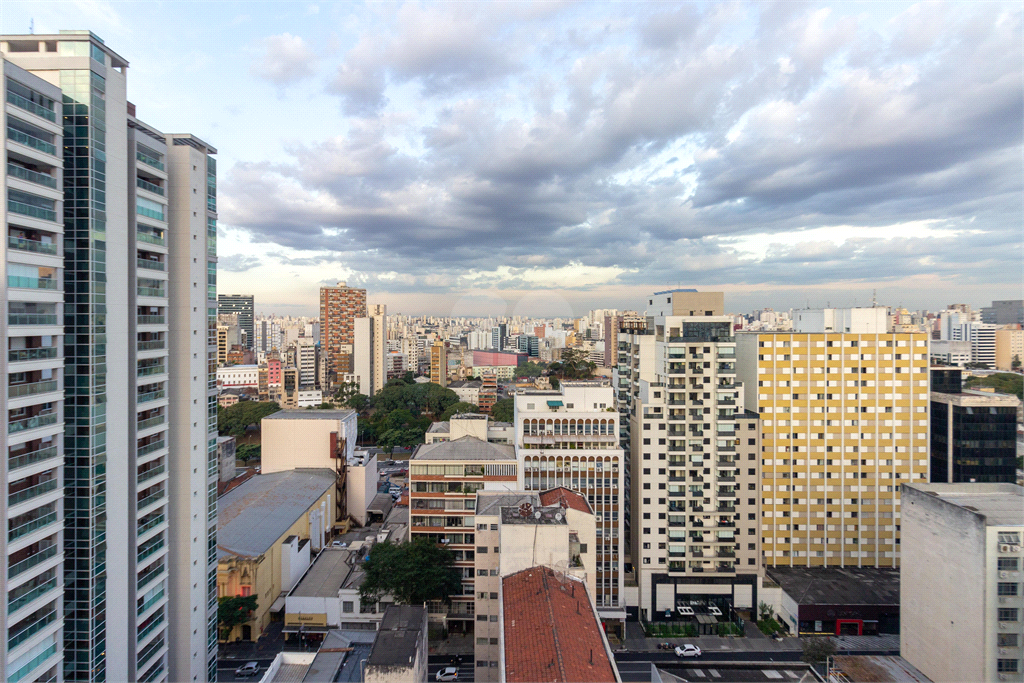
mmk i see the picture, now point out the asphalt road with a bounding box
[426,660,475,682]
[216,658,275,682]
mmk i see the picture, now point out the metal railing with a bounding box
[7,198,57,222]
[137,613,165,642]
[9,577,57,614]
[136,178,164,196]
[137,415,165,431]
[7,90,57,122]
[137,339,165,351]
[8,276,58,290]
[137,315,165,325]
[7,163,57,188]
[137,539,165,564]
[8,607,57,649]
[7,126,57,156]
[7,641,57,683]
[137,364,165,377]
[137,259,165,271]
[138,464,165,485]
[137,489,165,511]
[8,235,58,255]
[136,205,165,221]
[137,286,165,298]
[9,511,58,541]
[138,514,165,538]
[137,440,166,456]
[9,446,59,471]
[8,413,58,434]
[137,150,165,171]
[9,479,59,506]
[9,545,58,579]
[137,231,165,247]
[137,588,165,616]
[8,314,58,326]
[8,380,59,398]
[9,347,58,362]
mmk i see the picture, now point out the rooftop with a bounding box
[217,469,337,559]
[540,487,593,514]
[904,483,1024,527]
[290,549,362,597]
[366,606,426,669]
[501,503,569,525]
[476,492,540,518]
[264,409,356,421]
[652,288,699,295]
[765,567,899,606]
[831,656,932,683]
[412,436,515,461]
[503,567,617,683]
[303,631,376,683]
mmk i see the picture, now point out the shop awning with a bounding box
[270,597,286,613]
[546,400,563,407]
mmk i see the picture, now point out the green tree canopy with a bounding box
[441,402,480,420]
[217,401,281,437]
[514,361,546,378]
[801,636,836,664]
[346,393,370,413]
[490,398,514,423]
[359,539,463,605]
[236,444,260,463]
[963,372,1023,399]
[218,595,258,640]
[550,348,596,380]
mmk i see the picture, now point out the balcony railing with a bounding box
[137,364,166,377]
[136,178,164,196]
[9,577,57,614]
[9,607,57,649]
[137,613,165,642]
[9,446,59,472]
[137,315,165,325]
[137,588,165,616]
[137,259,165,271]
[8,413,58,434]
[8,276,58,291]
[8,314,57,326]
[9,510,58,541]
[137,415,165,431]
[138,539,165,564]
[137,150,165,171]
[9,545,58,579]
[7,641,57,683]
[137,339,165,351]
[138,514,166,538]
[137,440,166,457]
[137,231,165,247]
[9,479,59,506]
[138,464,165,485]
[136,205,165,221]
[7,127,57,156]
[9,347,59,363]
[137,489,165,512]
[7,90,57,122]
[7,163,58,188]
[8,235,58,255]
[137,286,166,298]
[137,563,164,591]
[8,380,59,398]
[7,199,56,222]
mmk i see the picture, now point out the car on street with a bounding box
[331,540,348,548]
[676,605,695,617]
[235,662,261,677]
[674,645,702,658]
[435,666,459,681]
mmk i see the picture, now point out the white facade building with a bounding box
[217,364,259,388]
[793,307,889,334]
[354,304,386,396]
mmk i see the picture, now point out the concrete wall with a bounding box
[261,412,357,474]
[499,524,570,578]
[901,485,987,683]
[347,454,378,526]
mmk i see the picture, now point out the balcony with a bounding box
[9,445,58,472]
[9,347,58,363]
[138,390,166,404]
[137,230,165,247]
[137,150,165,171]
[9,576,57,614]
[137,285,165,298]
[717,475,736,483]
[137,364,166,378]
[137,415,165,431]
[8,413,58,435]
[138,612,165,642]
[138,440,166,457]
[9,479,59,506]
[716,504,736,513]
[138,538,165,564]
[7,126,56,156]
[9,544,58,579]
[137,588,165,616]
[8,235,59,256]
[7,89,57,122]
[8,313,57,326]
[138,464,165,485]
[137,339,165,351]
[137,489,165,512]
[137,258,165,271]
[137,315,165,325]
[136,178,164,196]
[7,641,56,683]
[8,380,59,398]
[716,550,736,558]
[138,514,165,538]
[9,510,58,541]
[7,163,57,189]
[8,606,57,649]
[8,275,58,291]
[137,562,164,591]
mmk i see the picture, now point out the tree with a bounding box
[491,398,514,423]
[758,601,774,621]
[550,348,596,380]
[346,393,370,413]
[236,444,260,463]
[333,381,361,405]
[402,370,415,384]
[441,402,479,420]
[218,401,281,437]
[1012,354,1022,372]
[424,385,459,417]
[514,361,545,378]
[359,539,463,606]
[801,637,836,664]
[218,595,258,641]
[963,372,1023,399]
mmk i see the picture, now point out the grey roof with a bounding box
[904,483,1024,526]
[218,469,337,559]
[412,436,515,461]
[367,606,426,668]
[476,493,540,518]
[766,567,899,606]
[263,408,356,421]
[427,422,451,433]
[501,504,569,526]
[290,549,360,598]
[367,493,394,515]
[303,631,376,683]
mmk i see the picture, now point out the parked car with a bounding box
[674,645,702,658]
[235,662,261,677]
[331,540,348,548]
[676,605,695,617]
[435,667,459,681]
[707,605,722,617]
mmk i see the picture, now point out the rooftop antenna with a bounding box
[30,18,35,34]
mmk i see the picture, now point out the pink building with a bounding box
[472,350,527,367]
[268,358,282,385]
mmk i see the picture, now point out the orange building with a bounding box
[319,282,367,386]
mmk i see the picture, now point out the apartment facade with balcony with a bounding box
[513,381,626,637]
[2,58,66,683]
[615,291,762,622]
[735,310,931,570]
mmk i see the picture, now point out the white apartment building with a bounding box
[354,304,386,396]
[2,60,66,683]
[513,381,627,638]
[970,323,999,368]
[296,337,317,387]
[217,364,259,388]
[735,309,931,569]
[2,31,217,682]
[902,484,1024,683]
[614,291,763,623]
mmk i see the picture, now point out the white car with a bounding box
[234,662,261,677]
[707,605,722,616]
[435,667,459,681]
[331,540,348,548]
[675,644,702,658]
[676,605,695,616]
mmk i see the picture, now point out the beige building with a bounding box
[430,339,448,387]
[424,412,514,445]
[216,469,338,641]
[354,303,387,396]
[736,312,931,568]
[471,490,597,679]
[901,483,1023,683]
[260,409,357,473]
[996,328,1024,371]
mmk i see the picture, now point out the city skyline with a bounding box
[2,2,1020,317]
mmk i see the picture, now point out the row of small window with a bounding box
[476,638,499,645]
[757,340,926,348]
[476,661,500,668]
[998,659,1019,673]
[999,558,1021,571]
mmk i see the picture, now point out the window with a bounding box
[489,615,497,622]
[342,601,354,613]
[999,558,1020,571]
[476,615,487,622]
[490,524,498,530]
[489,592,498,600]
[997,608,1018,622]
[477,569,487,576]
[999,634,1019,648]
[998,660,1019,673]
[477,661,487,668]
[580,544,587,553]
[999,532,1021,545]
[477,546,488,553]
[998,583,1019,596]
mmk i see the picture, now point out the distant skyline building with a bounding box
[218,294,254,351]
[354,303,386,396]
[981,299,1024,326]
[319,282,366,387]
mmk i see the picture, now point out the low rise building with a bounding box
[261,409,358,473]
[346,449,379,526]
[218,363,260,388]
[996,328,1024,371]
[766,566,900,636]
[364,606,429,683]
[424,413,514,445]
[216,469,339,641]
[448,379,482,406]
[930,339,972,367]
[902,483,1024,683]
[502,566,620,683]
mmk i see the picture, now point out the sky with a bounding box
[4,1,1022,317]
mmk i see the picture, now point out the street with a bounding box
[216,658,275,682]
[426,658,475,682]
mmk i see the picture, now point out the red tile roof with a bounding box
[539,487,592,515]
[503,567,618,683]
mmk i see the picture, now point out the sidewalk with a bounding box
[219,621,286,661]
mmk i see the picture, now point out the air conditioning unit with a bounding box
[1001,572,1009,578]
[1014,546,1022,553]
[1000,648,1008,655]
[1001,545,1011,553]
[1000,597,1008,604]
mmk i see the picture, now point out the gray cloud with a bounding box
[218,254,263,272]
[251,33,318,86]
[222,2,1023,303]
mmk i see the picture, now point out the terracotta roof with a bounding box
[503,567,617,683]
[539,487,593,514]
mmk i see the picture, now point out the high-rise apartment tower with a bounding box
[319,282,366,388]
[217,294,253,351]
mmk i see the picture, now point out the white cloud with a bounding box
[250,33,318,86]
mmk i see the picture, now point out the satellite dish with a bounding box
[534,511,542,519]
[555,513,563,521]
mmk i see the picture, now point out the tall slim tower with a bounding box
[319,282,366,388]
[353,303,386,396]
[1,58,67,683]
[216,294,253,351]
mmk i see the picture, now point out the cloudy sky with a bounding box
[6,1,1022,317]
